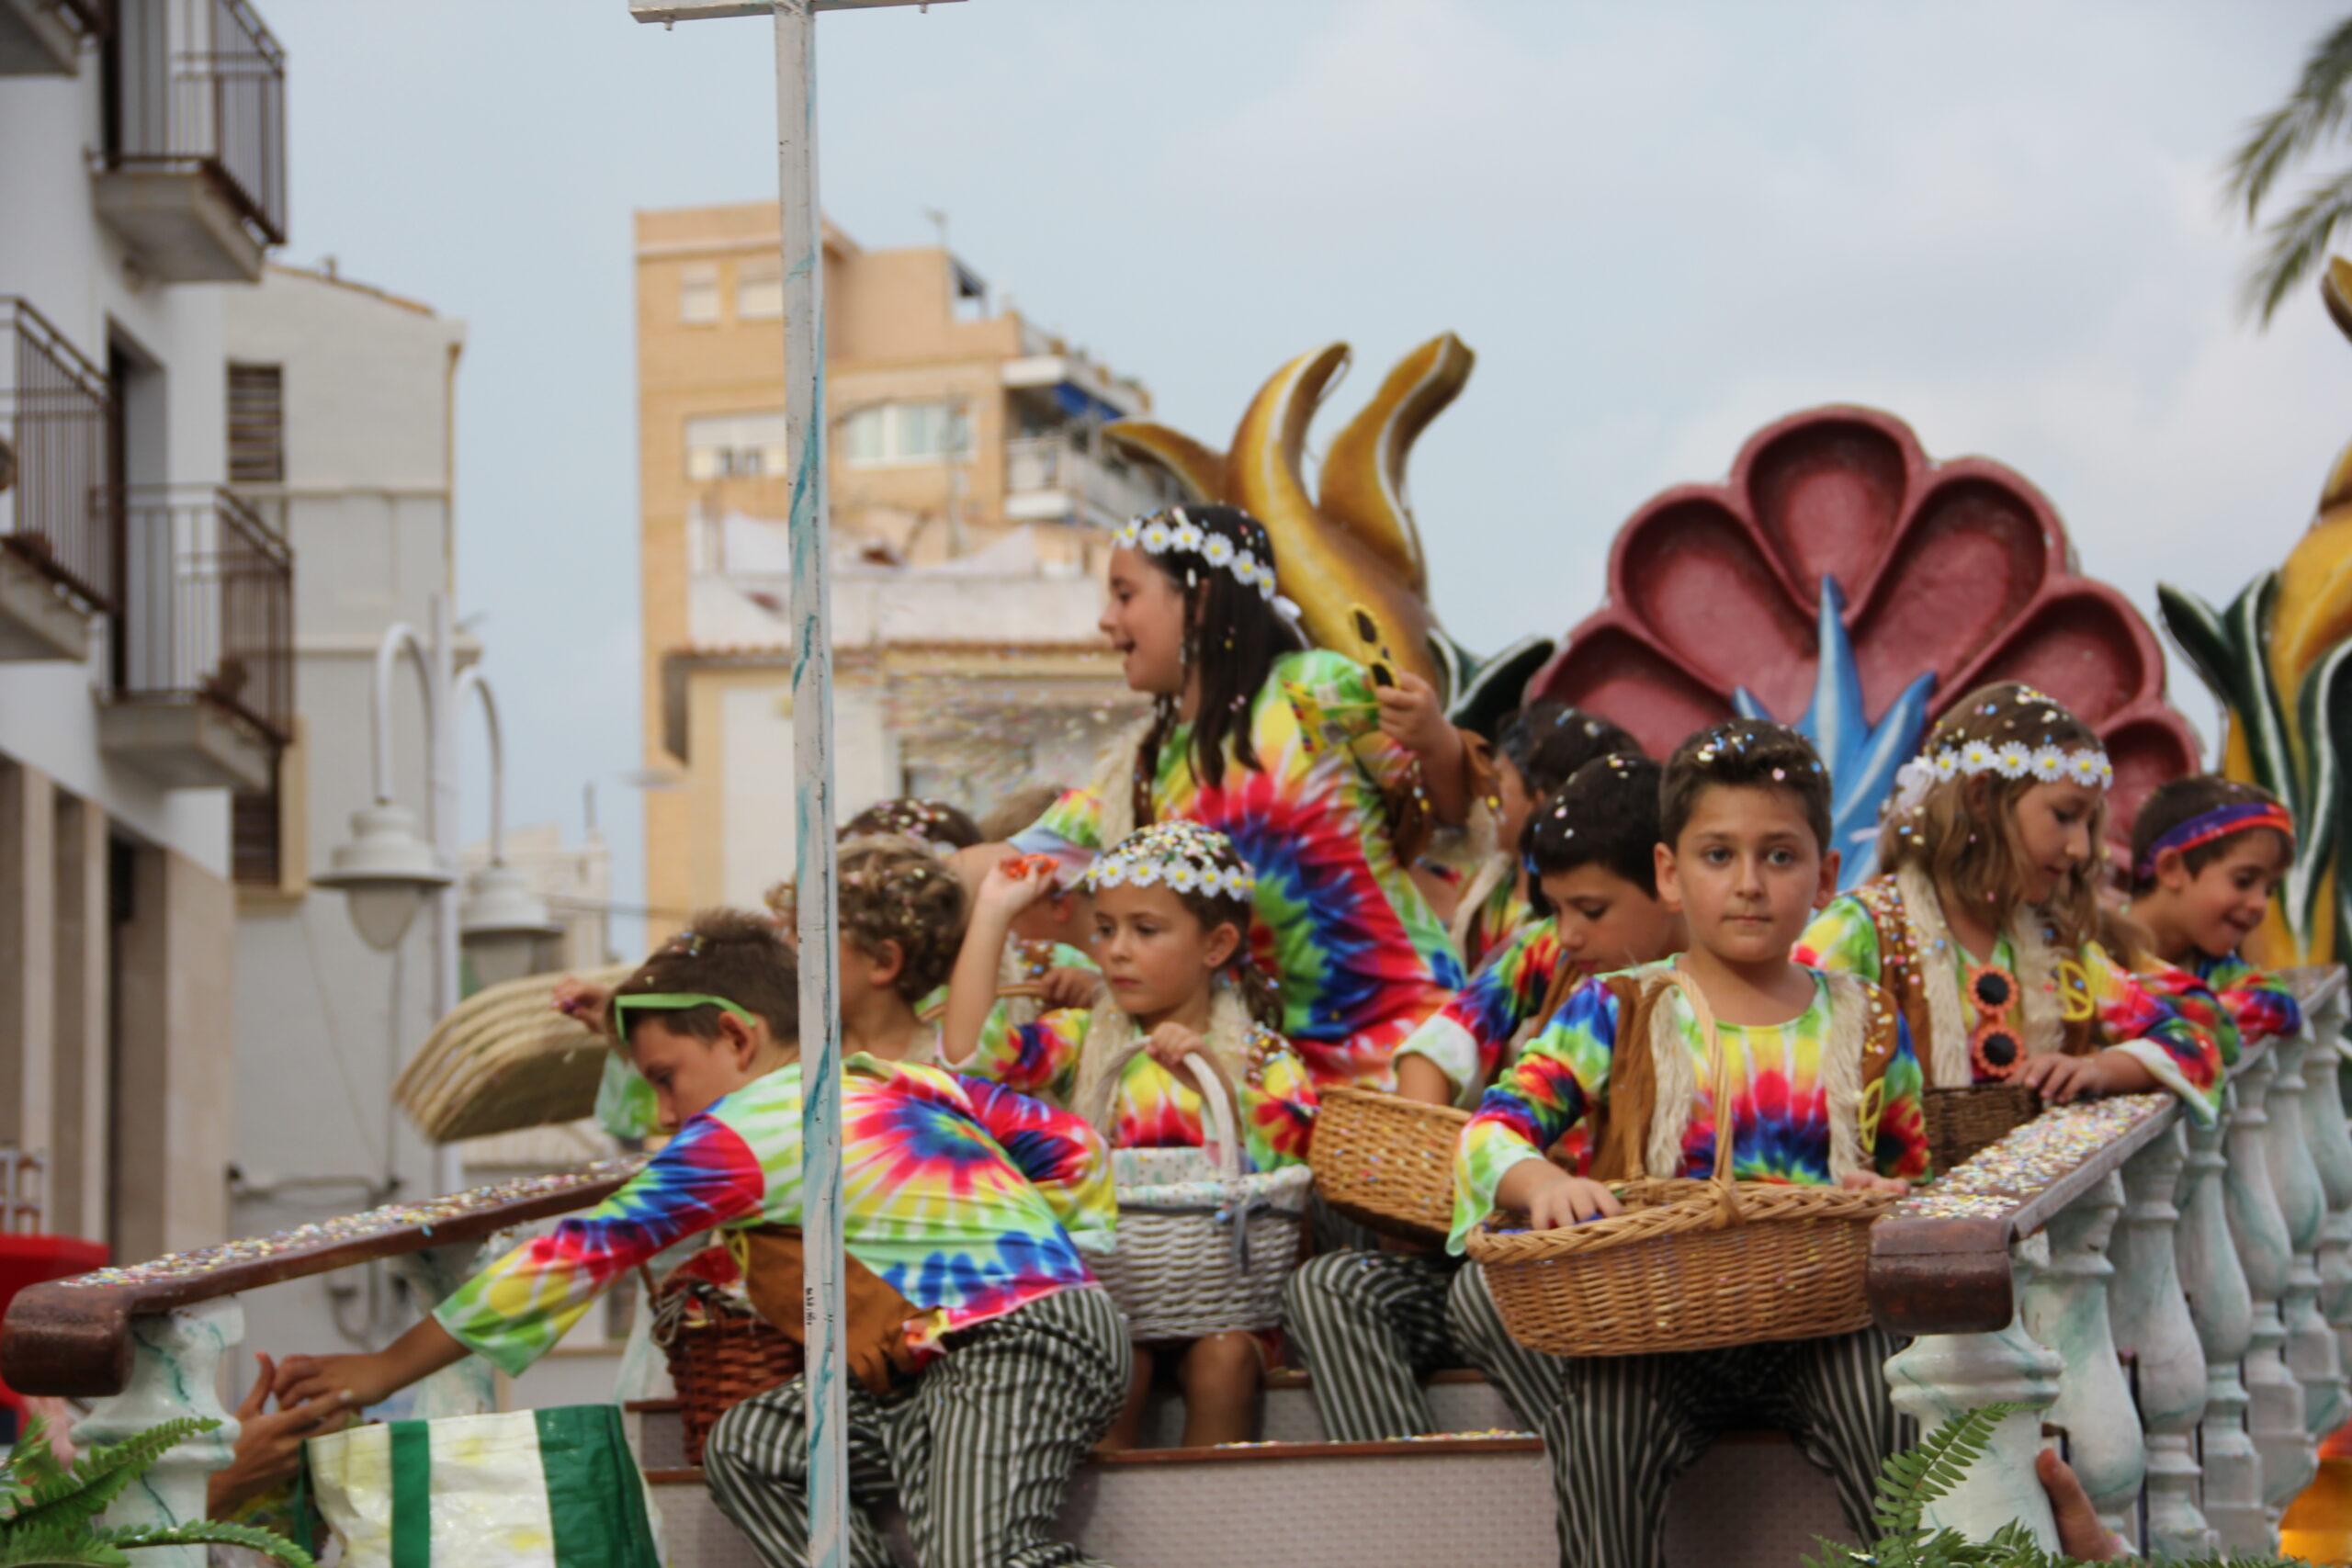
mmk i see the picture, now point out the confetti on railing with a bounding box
[55,1158,646,1288]
[1890,1095,2171,1222]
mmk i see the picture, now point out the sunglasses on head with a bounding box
[610,991,757,1043]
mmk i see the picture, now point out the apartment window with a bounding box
[685,412,789,481]
[737,259,784,321]
[841,401,971,468]
[680,264,720,325]
[232,779,281,887]
[226,364,284,486]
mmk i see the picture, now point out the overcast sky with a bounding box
[262,0,2352,947]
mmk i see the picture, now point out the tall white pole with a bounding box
[773,4,847,1563]
[427,592,465,1199]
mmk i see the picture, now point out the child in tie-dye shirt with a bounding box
[947,822,1316,1450]
[1010,504,1476,1089]
[1448,720,1924,1568]
[280,910,1129,1568]
[1285,752,1684,1451]
[1796,683,2231,1127]
[2127,775,2304,1046]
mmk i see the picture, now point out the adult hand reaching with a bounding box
[206,1353,354,1519]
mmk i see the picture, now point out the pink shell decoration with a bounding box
[1526,405,2198,844]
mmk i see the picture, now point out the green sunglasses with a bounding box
[610,991,758,1042]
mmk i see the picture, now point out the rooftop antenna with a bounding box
[627,6,964,1566]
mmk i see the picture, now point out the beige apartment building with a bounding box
[637,204,1170,917]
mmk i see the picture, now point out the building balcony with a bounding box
[91,0,286,284]
[0,299,115,662]
[99,484,290,790]
[1003,433,1175,529]
[0,0,108,74]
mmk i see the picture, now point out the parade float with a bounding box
[13,296,2352,1563]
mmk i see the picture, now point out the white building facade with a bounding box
[221,263,469,1366]
[0,0,292,1265]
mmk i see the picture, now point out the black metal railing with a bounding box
[115,486,291,743]
[107,0,287,245]
[0,299,118,615]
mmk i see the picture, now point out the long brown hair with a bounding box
[1875,682,2109,953]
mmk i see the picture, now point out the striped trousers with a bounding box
[1451,1264,1911,1568]
[1281,1247,1465,1441]
[704,1286,1131,1568]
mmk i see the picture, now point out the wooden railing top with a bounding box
[0,1158,642,1398]
[1869,1092,2180,1336]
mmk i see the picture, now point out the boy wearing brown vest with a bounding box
[1445,719,1928,1568]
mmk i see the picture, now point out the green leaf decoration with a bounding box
[6,1417,220,1540]
[96,1518,317,1567]
[0,1516,123,1567]
[1870,1400,2021,1543]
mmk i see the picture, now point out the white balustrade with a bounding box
[2019,1172,2142,1541]
[68,1297,244,1568]
[2109,1121,2214,1557]
[2181,1080,2267,1550]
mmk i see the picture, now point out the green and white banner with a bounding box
[307,1405,664,1568]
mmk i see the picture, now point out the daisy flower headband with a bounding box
[1082,820,1257,903]
[1112,507,1280,604]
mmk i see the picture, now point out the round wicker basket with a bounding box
[1464,970,1899,1357]
[646,1251,802,1466]
[1080,1048,1312,1342]
[1306,1085,1467,1244]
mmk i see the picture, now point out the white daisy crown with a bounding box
[1920,685,2113,790]
[1111,506,1280,604]
[1082,820,1257,903]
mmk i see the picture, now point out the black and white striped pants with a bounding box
[703,1286,1130,1568]
[1452,1265,1911,1568]
[1281,1247,1466,1441]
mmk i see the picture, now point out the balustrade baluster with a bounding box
[2228,1050,2312,1510]
[2021,1172,2143,1543]
[391,1238,497,1417]
[2110,1121,2215,1558]
[2267,1026,2349,1450]
[2179,1082,2265,1551]
[1884,1239,2064,1550]
[69,1297,243,1568]
[2294,987,2352,1407]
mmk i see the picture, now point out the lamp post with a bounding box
[311,592,559,1194]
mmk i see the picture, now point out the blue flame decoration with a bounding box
[1731,578,1934,889]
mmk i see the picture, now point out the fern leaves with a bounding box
[0,1412,312,1565]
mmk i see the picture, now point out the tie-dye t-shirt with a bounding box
[959,1006,1317,1173]
[2192,953,2303,1046]
[1014,649,1462,1089]
[1795,886,2231,1125]
[1447,963,1928,1252]
[437,1057,1114,1376]
[1394,918,1585,1108]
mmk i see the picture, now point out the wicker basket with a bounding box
[1924,1082,2041,1173]
[1082,1049,1313,1341]
[646,1250,802,1465]
[1464,970,1900,1357]
[1307,1086,1467,1244]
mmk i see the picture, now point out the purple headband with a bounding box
[2138,801,2294,881]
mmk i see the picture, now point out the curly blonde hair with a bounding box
[765,834,968,1002]
[1876,682,2108,953]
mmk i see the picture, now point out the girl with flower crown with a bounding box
[1005,503,1476,1089]
[944,821,1317,1449]
[1795,682,2232,1126]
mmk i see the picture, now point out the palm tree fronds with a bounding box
[2227,15,2352,220]
[2244,163,2352,324]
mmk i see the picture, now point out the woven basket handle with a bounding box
[1074,1029,1246,1183]
[1657,964,1742,1224]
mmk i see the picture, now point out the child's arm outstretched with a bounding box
[1393,921,1575,1108]
[275,1111,770,1407]
[942,858,1057,1066]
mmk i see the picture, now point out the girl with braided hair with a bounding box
[1008,504,1476,1089]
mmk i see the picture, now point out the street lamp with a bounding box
[311,594,557,1189]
